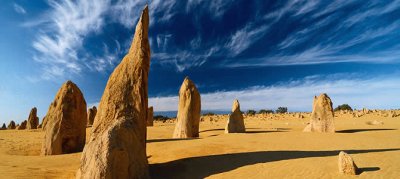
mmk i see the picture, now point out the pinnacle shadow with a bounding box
[150,148,400,179]
[199,128,262,133]
[358,167,380,174]
[336,128,396,133]
[147,138,199,143]
[245,130,286,134]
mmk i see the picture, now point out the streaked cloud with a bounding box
[32,0,110,80]
[28,0,400,79]
[13,3,26,14]
[149,74,400,112]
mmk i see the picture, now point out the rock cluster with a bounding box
[338,151,358,175]
[87,106,97,126]
[27,107,39,129]
[147,106,153,126]
[7,120,16,129]
[77,5,151,179]
[225,99,246,133]
[41,81,87,155]
[16,120,27,130]
[173,77,201,138]
[303,93,335,133]
[1,123,6,130]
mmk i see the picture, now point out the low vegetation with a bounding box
[246,110,256,116]
[334,104,353,111]
[258,109,274,114]
[275,107,288,114]
[153,115,170,121]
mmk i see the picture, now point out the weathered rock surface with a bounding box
[338,151,358,175]
[147,106,153,126]
[41,81,87,155]
[303,93,335,133]
[86,106,97,126]
[7,120,16,129]
[225,99,246,133]
[173,77,201,138]
[1,123,6,130]
[26,107,39,129]
[16,120,27,130]
[76,6,150,179]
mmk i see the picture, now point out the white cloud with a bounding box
[13,3,26,14]
[152,46,219,72]
[32,0,110,80]
[186,0,236,19]
[149,75,400,112]
[29,0,400,77]
[225,23,270,56]
[110,0,145,28]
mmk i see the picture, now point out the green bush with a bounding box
[246,110,256,115]
[275,107,288,114]
[203,112,216,116]
[153,115,170,121]
[334,104,353,111]
[258,109,274,114]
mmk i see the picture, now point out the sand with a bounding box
[1,112,399,178]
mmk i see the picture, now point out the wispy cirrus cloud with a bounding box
[13,3,26,14]
[149,74,400,111]
[29,0,400,79]
[32,0,110,80]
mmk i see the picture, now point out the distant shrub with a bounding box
[258,109,274,114]
[246,110,256,116]
[153,115,170,121]
[203,112,216,116]
[334,104,353,111]
[275,107,288,114]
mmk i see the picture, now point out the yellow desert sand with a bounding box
[1,112,399,178]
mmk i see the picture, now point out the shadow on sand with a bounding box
[150,148,399,179]
[358,167,380,174]
[199,128,264,133]
[336,128,396,133]
[245,130,286,134]
[147,138,199,143]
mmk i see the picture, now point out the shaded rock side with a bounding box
[27,107,39,129]
[7,120,16,129]
[41,80,87,155]
[1,123,7,130]
[303,93,335,133]
[76,6,150,179]
[147,106,153,126]
[87,106,97,126]
[173,77,201,138]
[16,120,27,130]
[338,151,358,175]
[225,99,246,133]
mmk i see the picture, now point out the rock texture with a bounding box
[225,99,246,133]
[86,106,97,126]
[16,120,27,130]
[147,106,154,126]
[338,151,358,175]
[7,121,16,129]
[26,107,39,129]
[173,77,201,138]
[1,123,6,130]
[76,6,150,179]
[41,81,87,155]
[303,93,335,133]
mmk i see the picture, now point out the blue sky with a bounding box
[1,0,400,124]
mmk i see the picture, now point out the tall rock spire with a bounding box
[77,5,151,178]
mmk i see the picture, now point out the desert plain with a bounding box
[1,111,399,179]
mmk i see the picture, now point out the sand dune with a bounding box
[1,113,399,178]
